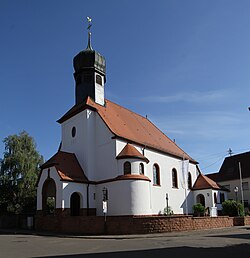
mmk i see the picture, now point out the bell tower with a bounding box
[73,17,106,106]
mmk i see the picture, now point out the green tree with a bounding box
[0,131,43,214]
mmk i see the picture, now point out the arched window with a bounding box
[188,172,192,189]
[139,163,144,175]
[96,74,103,85]
[124,161,131,174]
[42,178,56,214]
[153,164,160,185]
[70,192,81,216]
[172,168,178,188]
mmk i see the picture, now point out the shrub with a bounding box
[164,206,174,216]
[193,203,205,216]
[222,200,244,217]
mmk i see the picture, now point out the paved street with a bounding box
[0,226,250,258]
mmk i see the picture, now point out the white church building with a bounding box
[36,24,228,218]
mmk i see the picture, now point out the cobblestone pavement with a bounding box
[0,226,250,258]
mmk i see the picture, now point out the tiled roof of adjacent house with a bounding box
[207,151,250,182]
[41,151,89,183]
[192,174,223,190]
[116,143,149,163]
[58,97,197,163]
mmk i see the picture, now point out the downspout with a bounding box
[87,183,90,216]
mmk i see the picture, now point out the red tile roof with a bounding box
[41,151,89,183]
[58,97,197,163]
[116,143,149,163]
[192,174,222,190]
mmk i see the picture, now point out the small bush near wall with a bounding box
[193,203,205,217]
[164,206,174,216]
[222,200,244,217]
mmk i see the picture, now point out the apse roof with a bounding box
[116,143,149,163]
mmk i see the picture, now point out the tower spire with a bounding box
[86,17,93,50]
[73,17,106,106]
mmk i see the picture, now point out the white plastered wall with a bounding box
[61,182,96,209]
[60,110,94,180]
[95,180,152,216]
[62,182,86,209]
[145,147,198,215]
[116,139,198,215]
[60,109,117,181]
[117,158,148,176]
[94,112,117,180]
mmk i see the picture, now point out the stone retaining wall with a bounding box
[0,214,34,229]
[233,216,250,226]
[35,214,235,235]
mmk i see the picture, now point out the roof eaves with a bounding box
[192,186,220,191]
[40,162,58,169]
[59,178,90,184]
[112,135,198,164]
[57,101,97,124]
[116,155,149,163]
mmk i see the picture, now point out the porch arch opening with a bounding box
[196,194,205,207]
[42,178,56,214]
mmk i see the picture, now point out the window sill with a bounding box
[153,184,161,187]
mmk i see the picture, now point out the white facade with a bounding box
[37,105,206,216]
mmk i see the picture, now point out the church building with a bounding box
[36,22,228,219]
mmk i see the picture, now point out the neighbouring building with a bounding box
[36,23,228,221]
[208,151,250,211]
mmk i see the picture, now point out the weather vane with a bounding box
[87,16,92,31]
[86,17,93,50]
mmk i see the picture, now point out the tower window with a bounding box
[172,168,178,188]
[96,74,103,85]
[124,161,131,175]
[153,164,160,185]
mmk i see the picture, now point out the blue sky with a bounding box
[1,0,250,174]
